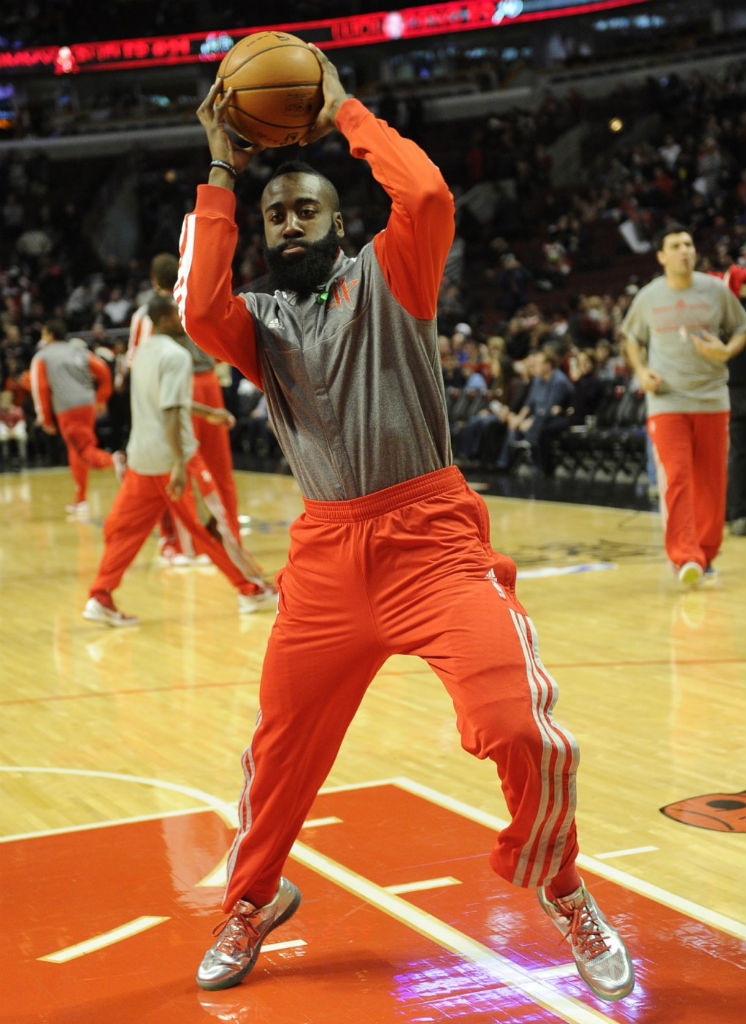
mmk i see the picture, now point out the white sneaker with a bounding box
[157,542,193,567]
[237,588,277,614]
[82,596,139,627]
[538,882,634,1001]
[677,561,703,587]
[65,500,89,516]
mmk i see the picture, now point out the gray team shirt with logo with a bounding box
[240,245,452,501]
[621,271,746,414]
[127,332,198,475]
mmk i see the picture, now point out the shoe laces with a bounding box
[213,908,260,955]
[556,897,610,961]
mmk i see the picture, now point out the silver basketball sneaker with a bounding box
[196,877,301,990]
[538,882,635,1001]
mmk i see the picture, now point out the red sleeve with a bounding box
[30,355,54,427]
[336,98,455,319]
[89,354,112,404]
[127,308,150,368]
[175,186,263,388]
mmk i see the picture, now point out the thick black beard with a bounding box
[262,223,341,298]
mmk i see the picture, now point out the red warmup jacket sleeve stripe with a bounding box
[175,187,262,388]
[30,356,54,428]
[127,308,150,368]
[89,354,112,404]
[336,98,455,320]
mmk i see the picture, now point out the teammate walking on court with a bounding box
[83,294,272,626]
[177,49,634,1002]
[130,253,244,562]
[30,319,124,515]
[622,224,746,585]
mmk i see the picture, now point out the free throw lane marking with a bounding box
[594,846,659,860]
[385,876,462,895]
[40,916,169,963]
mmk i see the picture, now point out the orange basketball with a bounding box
[217,31,323,148]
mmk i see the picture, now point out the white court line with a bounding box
[302,816,343,828]
[263,939,307,953]
[0,805,208,844]
[4,767,744,943]
[40,916,169,963]
[594,846,659,860]
[291,840,613,1024]
[385,876,461,895]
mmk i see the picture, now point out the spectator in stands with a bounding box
[102,285,133,328]
[594,338,626,381]
[567,350,604,426]
[0,389,28,468]
[496,348,574,474]
[494,252,532,317]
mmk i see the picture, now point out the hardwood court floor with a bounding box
[0,467,744,1024]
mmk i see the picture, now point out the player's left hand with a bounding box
[686,327,731,363]
[300,45,348,146]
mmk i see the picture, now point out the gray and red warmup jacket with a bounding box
[30,342,112,429]
[176,97,455,501]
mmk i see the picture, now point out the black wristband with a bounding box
[210,159,238,179]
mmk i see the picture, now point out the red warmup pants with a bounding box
[192,371,240,540]
[223,466,580,910]
[648,411,729,569]
[89,453,260,598]
[57,405,113,503]
[159,371,240,553]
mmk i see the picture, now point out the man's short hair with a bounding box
[264,160,341,212]
[655,223,691,252]
[150,253,179,291]
[146,292,178,327]
[43,318,67,340]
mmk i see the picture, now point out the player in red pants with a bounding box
[129,253,242,563]
[622,225,746,585]
[176,51,634,1002]
[30,320,124,514]
[84,294,272,626]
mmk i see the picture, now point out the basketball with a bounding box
[217,31,323,148]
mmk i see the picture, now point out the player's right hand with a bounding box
[638,367,663,393]
[197,80,262,174]
[166,462,187,500]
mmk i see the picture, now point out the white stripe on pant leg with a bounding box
[509,610,578,889]
[507,608,560,888]
[225,714,260,895]
[518,614,579,886]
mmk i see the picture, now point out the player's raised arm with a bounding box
[176,84,263,387]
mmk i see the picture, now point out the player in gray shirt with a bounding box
[622,224,746,585]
